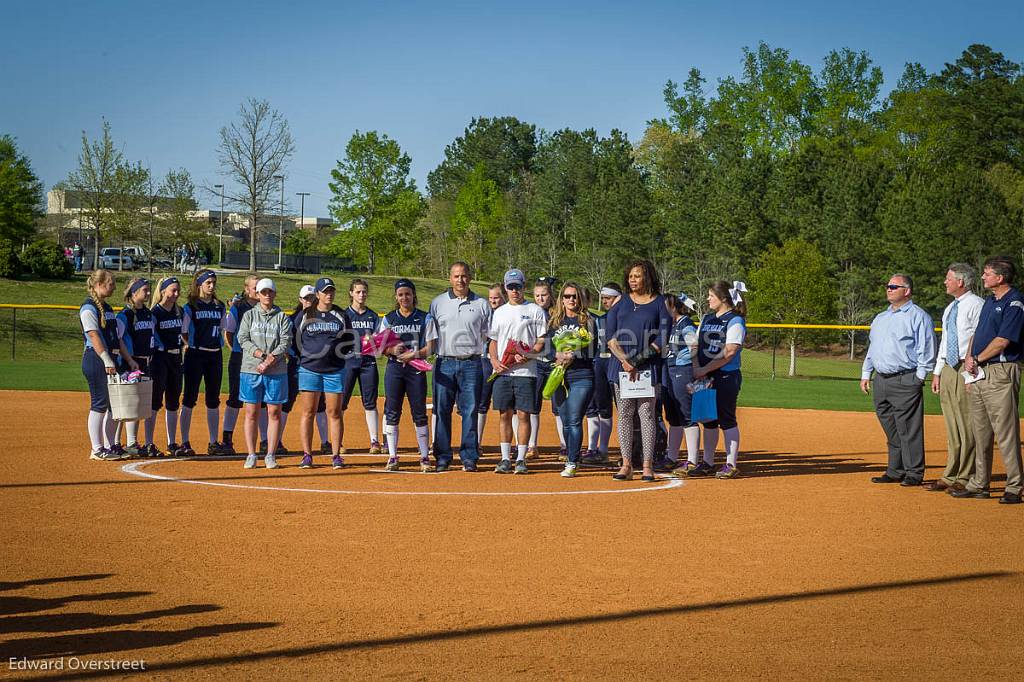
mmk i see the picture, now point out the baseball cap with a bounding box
[314,277,336,293]
[394,278,416,292]
[299,285,315,298]
[255,278,276,293]
[503,269,526,288]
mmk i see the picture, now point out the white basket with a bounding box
[107,376,154,421]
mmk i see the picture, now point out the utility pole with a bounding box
[214,184,225,266]
[274,175,285,271]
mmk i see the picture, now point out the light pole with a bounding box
[214,184,224,266]
[274,175,284,270]
[296,191,311,272]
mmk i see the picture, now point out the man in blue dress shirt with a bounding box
[860,274,936,486]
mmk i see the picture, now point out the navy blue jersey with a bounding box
[151,303,184,352]
[297,307,351,373]
[549,314,595,370]
[972,287,1024,363]
[117,305,156,357]
[593,312,609,356]
[287,309,302,358]
[666,316,698,367]
[345,306,379,366]
[183,299,226,349]
[380,308,429,363]
[79,298,119,352]
[696,310,745,371]
[226,299,255,352]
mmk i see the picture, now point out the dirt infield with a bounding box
[2,390,1022,680]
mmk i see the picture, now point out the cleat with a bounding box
[244,453,257,469]
[208,441,232,456]
[525,446,538,460]
[561,462,578,478]
[656,458,678,473]
[514,460,528,475]
[276,444,290,456]
[369,440,383,455]
[124,442,146,458]
[264,453,279,469]
[332,454,345,469]
[420,458,435,473]
[581,451,609,466]
[320,441,332,456]
[145,444,164,458]
[259,440,268,455]
[109,444,129,460]
[300,453,314,469]
[494,459,513,474]
[672,461,698,477]
[688,462,713,478]
[715,463,740,479]
[166,443,181,457]
[89,448,122,461]
[436,462,450,472]
[179,442,196,456]
[385,456,400,471]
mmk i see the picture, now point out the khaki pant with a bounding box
[966,362,1023,496]
[938,364,976,485]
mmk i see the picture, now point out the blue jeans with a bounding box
[552,369,594,464]
[433,357,482,465]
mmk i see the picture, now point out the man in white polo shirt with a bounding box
[489,269,548,475]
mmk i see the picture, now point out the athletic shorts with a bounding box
[298,366,344,394]
[240,372,287,405]
[491,375,538,413]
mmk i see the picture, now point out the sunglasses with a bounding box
[562,293,578,299]
[506,283,523,290]
[885,284,907,290]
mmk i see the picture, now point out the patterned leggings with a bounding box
[614,384,659,467]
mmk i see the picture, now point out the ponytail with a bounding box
[87,269,114,328]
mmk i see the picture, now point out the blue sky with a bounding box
[3,0,1021,218]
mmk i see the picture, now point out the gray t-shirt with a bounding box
[425,289,492,358]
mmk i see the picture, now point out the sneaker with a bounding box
[525,447,538,460]
[89,448,122,461]
[244,453,258,469]
[167,443,181,457]
[561,463,578,478]
[264,453,279,469]
[320,441,332,456]
[109,444,129,460]
[436,462,450,472]
[514,460,528,475]
[146,444,164,458]
[300,453,314,469]
[385,456,400,471]
[369,440,383,455]
[581,451,609,466]
[494,459,513,474]
[688,462,713,478]
[420,458,436,473]
[462,462,478,472]
[672,461,698,477]
[179,442,196,456]
[715,463,739,479]
[124,442,146,458]
[332,454,345,469]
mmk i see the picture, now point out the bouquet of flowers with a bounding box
[487,340,532,383]
[361,328,433,372]
[542,326,592,399]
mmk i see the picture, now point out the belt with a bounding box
[133,355,152,361]
[979,359,1017,368]
[196,346,221,352]
[438,354,481,361]
[164,348,181,355]
[877,368,915,379]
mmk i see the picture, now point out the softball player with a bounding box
[237,278,292,469]
[282,285,329,454]
[691,280,747,479]
[379,279,433,472]
[179,269,228,456]
[341,278,381,454]
[116,277,157,456]
[526,277,562,458]
[150,277,185,456]
[221,273,260,455]
[582,283,621,466]
[661,293,700,472]
[296,277,353,469]
[80,269,137,460]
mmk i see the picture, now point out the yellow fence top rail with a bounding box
[0,304,79,310]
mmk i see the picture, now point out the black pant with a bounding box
[227,351,244,409]
[151,351,183,412]
[383,361,428,427]
[341,357,379,411]
[705,370,741,430]
[183,348,223,409]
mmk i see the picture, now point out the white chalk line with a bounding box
[120,459,685,497]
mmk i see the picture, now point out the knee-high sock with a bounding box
[114,421,123,446]
[222,406,239,436]
[125,420,139,445]
[316,411,328,444]
[554,415,566,448]
[724,426,740,466]
[667,425,683,462]
[586,416,600,451]
[477,413,487,442]
[684,426,701,465]
[102,410,116,449]
[258,409,268,442]
[529,414,540,448]
[384,423,398,458]
[88,410,105,451]
[278,411,288,445]
[598,416,613,454]
[702,427,719,466]
[512,414,520,445]
[180,406,193,443]
[144,414,156,446]
[365,409,379,444]
[166,410,179,445]
[206,408,219,444]
[431,413,437,443]
[415,425,430,458]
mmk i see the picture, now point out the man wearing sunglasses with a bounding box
[860,274,935,487]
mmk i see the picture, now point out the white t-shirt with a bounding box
[488,301,548,378]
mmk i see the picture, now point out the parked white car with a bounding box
[99,247,135,270]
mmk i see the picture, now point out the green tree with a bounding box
[426,116,537,198]
[748,240,836,376]
[451,164,505,277]
[66,120,124,269]
[328,130,420,274]
[107,161,151,270]
[0,135,43,244]
[811,48,884,142]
